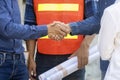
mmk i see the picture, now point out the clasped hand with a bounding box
[47,21,71,40]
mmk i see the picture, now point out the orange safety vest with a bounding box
[33,0,84,55]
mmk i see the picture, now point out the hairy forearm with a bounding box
[26,40,36,60]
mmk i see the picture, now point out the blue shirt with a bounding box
[24,0,99,35]
[70,0,100,35]
[69,0,116,72]
[70,0,115,35]
[0,0,48,54]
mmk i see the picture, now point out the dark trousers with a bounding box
[35,52,85,80]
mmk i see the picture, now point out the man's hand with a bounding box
[47,21,71,40]
[28,58,36,80]
[69,40,89,69]
[69,35,96,69]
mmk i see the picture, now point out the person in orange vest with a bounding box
[24,0,99,80]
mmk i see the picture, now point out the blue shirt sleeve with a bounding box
[0,1,48,40]
[70,13,100,35]
[69,0,100,35]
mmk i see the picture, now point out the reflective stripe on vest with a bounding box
[34,0,84,55]
[38,4,79,11]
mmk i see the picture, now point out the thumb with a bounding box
[68,53,76,59]
[33,68,36,77]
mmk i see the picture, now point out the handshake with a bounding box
[47,21,71,40]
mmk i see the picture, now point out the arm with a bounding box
[69,0,100,35]
[24,0,37,79]
[68,0,99,68]
[0,1,67,40]
[0,1,47,39]
[69,34,96,69]
[98,8,116,60]
[69,13,100,35]
[26,40,36,80]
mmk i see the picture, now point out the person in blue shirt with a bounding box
[68,0,115,80]
[0,0,68,80]
[25,0,99,80]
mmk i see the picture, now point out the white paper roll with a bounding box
[38,45,100,80]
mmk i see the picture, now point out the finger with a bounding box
[49,34,57,40]
[55,35,63,40]
[81,55,88,68]
[83,51,88,65]
[29,72,33,80]
[84,55,88,65]
[56,29,67,36]
[51,21,64,28]
[57,35,64,40]
[31,71,36,80]
[33,68,36,78]
[55,24,68,35]
[50,21,58,26]
[78,60,82,69]
[68,53,76,59]
[78,56,82,69]
[58,24,71,33]
[81,54,87,68]
[31,76,35,80]
[50,34,59,40]
[59,24,70,33]
[28,69,32,78]
[51,23,67,36]
[50,34,63,41]
[81,55,84,67]
[81,56,84,68]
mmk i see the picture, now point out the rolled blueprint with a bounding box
[39,45,100,80]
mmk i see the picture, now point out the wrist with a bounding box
[29,55,34,60]
[66,24,71,33]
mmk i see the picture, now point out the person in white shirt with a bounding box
[98,0,120,80]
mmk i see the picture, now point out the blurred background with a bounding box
[18,0,101,80]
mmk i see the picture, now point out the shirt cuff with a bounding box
[69,22,79,35]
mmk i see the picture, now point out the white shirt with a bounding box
[115,0,120,3]
[98,2,120,80]
[98,1,120,60]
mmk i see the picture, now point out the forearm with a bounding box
[0,22,47,39]
[78,34,96,51]
[0,2,47,40]
[69,13,100,35]
[26,39,37,78]
[83,34,96,47]
[26,40,36,60]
